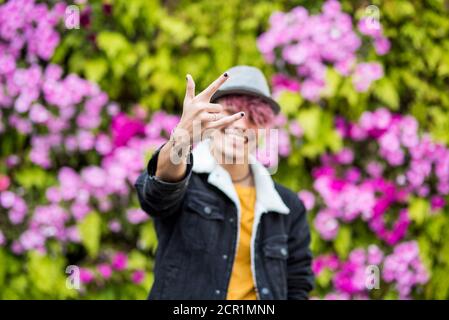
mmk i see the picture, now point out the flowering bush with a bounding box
[258,0,389,101]
[261,0,449,299]
[297,107,449,299]
[0,0,179,299]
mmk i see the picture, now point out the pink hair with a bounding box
[216,94,275,127]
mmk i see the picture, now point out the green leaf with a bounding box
[128,250,149,270]
[333,225,351,259]
[373,78,399,110]
[96,31,130,58]
[27,250,76,298]
[316,268,333,288]
[277,90,303,116]
[84,58,108,83]
[323,67,342,98]
[15,166,56,189]
[78,212,102,258]
[0,248,6,289]
[297,107,342,158]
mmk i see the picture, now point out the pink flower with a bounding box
[312,254,339,275]
[111,113,145,148]
[335,147,354,164]
[108,220,122,233]
[352,63,383,92]
[80,268,95,284]
[0,191,15,208]
[271,74,301,94]
[81,166,107,189]
[126,208,149,224]
[383,241,429,299]
[112,252,128,271]
[97,264,113,279]
[367,245,384,265]
[358,17,382,38]
[300,79,324,102]
[0,229,5,246]
[374,36,391,55]
[259,2,387,102]
[0,175,10,191]
[314,209,339,240]
[298,190,315,211]
[289,120,304,138]
[430,196,445,211]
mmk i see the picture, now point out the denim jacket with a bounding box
[134,140,314,300]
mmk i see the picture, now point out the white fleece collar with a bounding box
[191,139,290,215]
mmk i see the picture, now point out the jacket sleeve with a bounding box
[134,143,193,219]
[287,198,315,300]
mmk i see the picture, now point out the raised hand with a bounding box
[155,72,244,182]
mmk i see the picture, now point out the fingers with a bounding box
[199,112,225,122]
[197,72,229,101]
[184,74,195,103]
[194,102,223,113]
[207,112,245,129]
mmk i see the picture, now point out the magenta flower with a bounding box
[111,113,146,148]
[131,270,145,284]
[0,175,11,191]
[80,268,95,284]
[312,254,339,275]
[97,264,113,279]
[383,241,429,299]
[271,74,301,94]
[374,36,391,55]
[430,196,445,212]
[108,220,122,233]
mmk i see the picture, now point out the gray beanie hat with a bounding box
[210,65,280,114]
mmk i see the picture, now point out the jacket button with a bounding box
[204,206,212,214]
[222,254,228,260]
[229,218,234,223]
[215,289,221,295]
[280,248,288,256]
[261,287,270,295]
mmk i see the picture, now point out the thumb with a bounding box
[184,74,195,102]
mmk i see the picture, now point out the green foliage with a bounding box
[296,106,343,158]
[78,212,102,258]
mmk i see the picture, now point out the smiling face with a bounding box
[209,94,275,165]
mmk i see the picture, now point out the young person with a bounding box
[135,65,314,300]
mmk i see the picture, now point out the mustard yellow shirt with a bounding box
[226,184,257,300]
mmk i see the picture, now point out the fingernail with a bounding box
[186,74,189,80]
[240,112,245,117]
[224,72,228,77]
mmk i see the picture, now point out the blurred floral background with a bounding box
[1,0,449,299]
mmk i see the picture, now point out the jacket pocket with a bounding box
[181,191,224,252]
[263,235,289,299]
